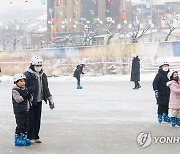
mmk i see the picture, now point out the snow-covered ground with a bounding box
[0,73,157,82]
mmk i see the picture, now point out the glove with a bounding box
[154,90,159,98]
[21,91,31,99]
[47,96,55,109]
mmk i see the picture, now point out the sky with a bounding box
[0,0,46,25]
[0,0,46,9]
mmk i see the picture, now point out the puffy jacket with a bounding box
[24,71,51,105]
[73,64,84,78]
[152,69,170,105]
[12,87,31,114]
[168,80,180,109]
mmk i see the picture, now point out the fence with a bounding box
[0,42,180,76]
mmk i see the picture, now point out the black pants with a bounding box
[157,104,168,115]
[15,111,29,135]
[75,75,80,84]
[27,102,42,140]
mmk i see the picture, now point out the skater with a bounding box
[24,55,55,143]
[130,55,141,89]
[73,63,85,89]
[12,74,32,146]
[153,61,170,123]
[166,70,180,127]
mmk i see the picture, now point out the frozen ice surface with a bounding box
[0,75,180,154]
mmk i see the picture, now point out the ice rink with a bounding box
[1,78,180,154]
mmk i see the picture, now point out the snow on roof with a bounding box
[35,27,47,32]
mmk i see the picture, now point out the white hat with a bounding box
[13,74,26,82]
[31,56,43,65]
[168,70,177,79]
[159,61,169,67]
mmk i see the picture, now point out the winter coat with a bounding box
[167,80,180,109]
[130,56,140,82]
[12,86,32,114]
[73,64,84,78]
[24,70,51,105]
[153,69,170,106]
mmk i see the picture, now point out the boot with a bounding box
[136,85,141,89]
[14,134,26,146]
[158,114,163,123]
[170,117,176,127]
[163,114,171,123]
[21,134,32,146]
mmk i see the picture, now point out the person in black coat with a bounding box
[130,55,141,89]
[73,64,85,89]
[24,56,54,143]
[152,62,170,123]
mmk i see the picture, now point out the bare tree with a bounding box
[95,20,117,45]
[81,24,97,46]
[8,22,26,50]
[164,18,175,41]
[129,24,150,43]
[0,27,11,50]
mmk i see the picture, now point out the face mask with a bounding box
[162,67,169,72]
[34,66,42,72]
[174,76,179,82]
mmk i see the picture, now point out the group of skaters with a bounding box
[13,54,180,146]
[130,54,180,127]
[153,61,180,127]
[12,55,84,147]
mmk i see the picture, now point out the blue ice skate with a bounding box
[77,83,83,89]
[21,134,32,146]
[163,114,171,123]
[14,134,26,146]
[170,117,176,127]
[176,118,180,126]
[158,114,163,123]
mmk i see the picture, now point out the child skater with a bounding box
[12,74,32,146]
[152,61,171,123]
[166,70,180,127]
[73,63,85,89]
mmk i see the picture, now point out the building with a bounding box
[47,0,132,42]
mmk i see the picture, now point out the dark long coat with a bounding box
[130,56,140,82]
[152,69,170,106]
[24,71,52,105]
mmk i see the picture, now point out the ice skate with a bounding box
[158,114,163,123]
[21,134,32,146]
[14,134,26,146]
[163,114,171,123]
[176,118,180,126]
[170,117,176,127]
[77,83,83,89]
